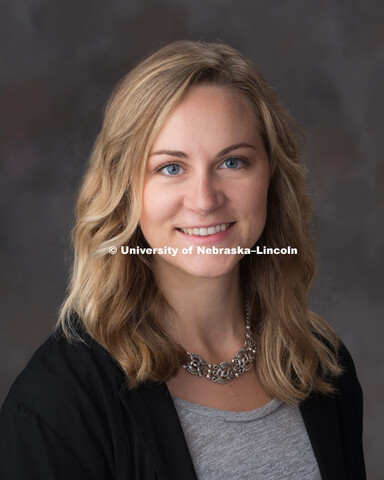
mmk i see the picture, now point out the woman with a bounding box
[0,41,365,479]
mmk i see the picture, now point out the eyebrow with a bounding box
[149,143,257,158]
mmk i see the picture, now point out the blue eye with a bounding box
[221,158,244,169]
[160,164,182,176]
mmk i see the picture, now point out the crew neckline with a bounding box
[172,396,282,422]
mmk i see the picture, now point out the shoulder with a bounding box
[0,329,132,478]
[6,328,123,405]
[301,337,364,417]
[300,339,366,478]
[335,340,363,397]
[1,328,126,439]
[301,337,364,437]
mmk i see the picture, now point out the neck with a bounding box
[155,261,246,360]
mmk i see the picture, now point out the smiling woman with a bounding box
[141,85,270,280]
[0,41,365,480]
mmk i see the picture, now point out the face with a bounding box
[140,85,270,281]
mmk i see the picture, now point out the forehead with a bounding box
[150,85,260,152]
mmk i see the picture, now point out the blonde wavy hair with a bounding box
[57,40,342,404]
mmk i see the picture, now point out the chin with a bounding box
[175,257,241,280]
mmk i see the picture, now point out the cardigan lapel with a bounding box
[119,382,198,480]
[300,392,346,480]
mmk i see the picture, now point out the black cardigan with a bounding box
[0,330,366,480]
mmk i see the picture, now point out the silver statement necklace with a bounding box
[182,299,257,384]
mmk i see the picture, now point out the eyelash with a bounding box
[155,157,247,176]
[155,162,186,176]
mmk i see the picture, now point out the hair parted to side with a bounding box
[57,40,342,404]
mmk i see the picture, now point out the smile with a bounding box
[177,223,234,236]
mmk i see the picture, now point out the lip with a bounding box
[177,222,233,229]
[176,222,235,245]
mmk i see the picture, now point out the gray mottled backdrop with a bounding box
[1,0,383,477]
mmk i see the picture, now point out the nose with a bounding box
[183,170,225,215]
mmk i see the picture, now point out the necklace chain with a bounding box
[182,299,257,384]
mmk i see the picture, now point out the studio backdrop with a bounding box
[1,1,383,478]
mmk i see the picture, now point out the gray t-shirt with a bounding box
[172,396,321,480]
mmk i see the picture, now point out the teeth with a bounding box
[179,223,232,236]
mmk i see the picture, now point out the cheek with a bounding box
[141,183,179,229]
[236,178,269,216]
[253,186,269,215]
[238,181,269,239]
[140,184,159,233]
[251,188,269,227]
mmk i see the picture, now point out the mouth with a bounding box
[176,222,235,237]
